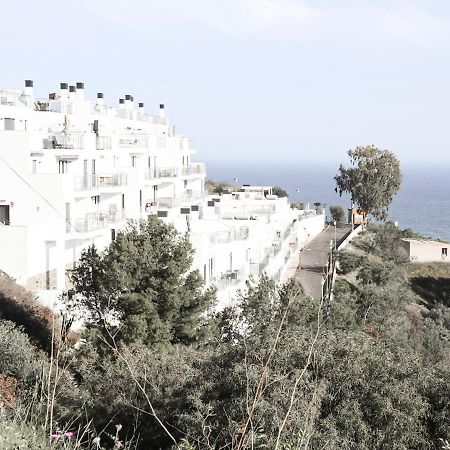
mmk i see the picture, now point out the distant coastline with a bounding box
[204,160,450,241]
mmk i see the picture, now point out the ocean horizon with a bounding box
[203,160,450,241]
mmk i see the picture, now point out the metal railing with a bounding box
[180,164,206,176]
[98,173,127,187]
[74,175,98,191]
[0,90,32,108]
[67,209,127,233]
[74,173,127,191]
[213,268,244,289]
[119,136,149,148]
[96,136,112,150]
[145,167,178,180]
[43,134,84,150]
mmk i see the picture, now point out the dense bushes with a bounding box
[2,221,450,449]
[0,320,44,381]
[0,272,58,353]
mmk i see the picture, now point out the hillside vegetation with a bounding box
[0,220,450,449]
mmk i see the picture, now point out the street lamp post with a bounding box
[333,220,337,250]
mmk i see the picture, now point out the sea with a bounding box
[204,161,450,241]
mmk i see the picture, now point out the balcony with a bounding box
[119,135,149,149]
[67,209,127,233]
[208,226,249,244]
[212,268,244,289]
[98,173,127,187]
[74,173,127,192]
[180,163,206,176]
[96,136,112,150]
[145,167,178,180]
[74,175,98,191]
[157,191,204,208]
[43,133,84,150]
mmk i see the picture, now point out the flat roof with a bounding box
[402,238,450,246]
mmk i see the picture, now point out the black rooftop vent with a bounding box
[125,94,131,100]
[119,98,125,104]
[60,83,68,90]
[76,82,84,89]
[138,102,144,108]
[25,80,33,87]
[97,92,103,98]
[159,103,165,109]
[69,86,76,93]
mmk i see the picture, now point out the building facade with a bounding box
[402,238,450,263]
[0,80,324,307]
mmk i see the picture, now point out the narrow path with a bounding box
[294,224,352,299]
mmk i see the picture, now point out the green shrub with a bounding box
[330,205,346,223]
[337,252,364,275]
[0,320,44,381]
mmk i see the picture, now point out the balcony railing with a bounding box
[0,90,32,108]
[43,134,84,150]
[180,164,206,176]
[119,136,149,148]
[212,268,244,289]
[145,167,178,180]
[74,173,127,191]
[98,173,127,187]
[156,191,203,208]
[68,209,126,233]
[208,226,249,245]
[96,136,112,150]
[74,175,98,191]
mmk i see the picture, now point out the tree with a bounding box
[334,146,402,221]
[329,205,345,223]
[69,216,216,346]
[272,186,288,198]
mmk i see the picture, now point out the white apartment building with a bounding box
[0,80,324,308]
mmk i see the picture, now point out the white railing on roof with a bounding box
[0,90,32,108]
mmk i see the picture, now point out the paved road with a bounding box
[294,224,352,299]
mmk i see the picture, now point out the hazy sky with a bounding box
[2,0,450,165]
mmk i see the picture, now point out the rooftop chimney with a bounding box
[69,85,76,101]
[159,103,165,119]
[76,82,85,100]
[119,98,125,109]
[125,94,132,110]
[60,82,68,101]
[138,102,144,113]
[97,92,104,105]
[24,80,34,99]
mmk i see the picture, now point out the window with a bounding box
[122,194,125,209]
[0,205,10,225]
[131,156,137,167]
[184,180,188,188]
[32,160,37,174]
[4,118,14,130]
[91,195,100,205]
[111,229,116,241]
[58,160,69,174]
[442,248,448,257]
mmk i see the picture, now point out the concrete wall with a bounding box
[404,239,450,263]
